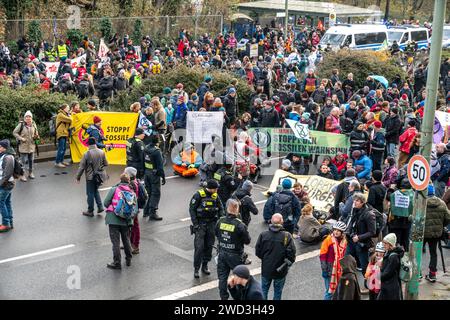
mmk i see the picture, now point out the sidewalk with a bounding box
[419,272,450,300]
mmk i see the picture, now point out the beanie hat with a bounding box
[204,75,212,82]
[144,94,152,102]
[401,94,408,100]
[124,167,137,178]
[135,128,144,136]
[242,180,253,192]
[383,233,397,248]
[301,112,311,120]
[0,139,10,149]
[372,170,382,182]
[206,179,219,189]
[375,242,386,253]
[428,183,435,196]
[24,110,33,118]
[373,120,382,128]
[282,178,292,189]
[228,87,236,94]
[163,87,172,94]
[282,159,291,168]
[232,265,250,280]
[93,116,102,124]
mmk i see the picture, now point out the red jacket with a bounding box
[332,154,348,173]
[399,127,417,153]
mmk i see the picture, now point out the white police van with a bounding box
[387,26,430,50]
[442,26,450,49]
[319,24,388,51]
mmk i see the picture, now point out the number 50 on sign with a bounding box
[407,155,431,191]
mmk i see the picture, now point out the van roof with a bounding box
[388,26,429,31]
[327,24,387,33]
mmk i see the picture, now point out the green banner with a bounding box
[248,128,350,156]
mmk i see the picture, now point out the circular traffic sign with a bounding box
[407,155,431,191]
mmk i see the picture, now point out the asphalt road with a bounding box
[0,158,448,300]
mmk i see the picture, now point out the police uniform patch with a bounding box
[191,199,197,205]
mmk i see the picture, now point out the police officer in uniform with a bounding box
[126,128,145,179]
[189,179,225,278]
[215,198,251,300]
[214,163,242,206]
[143,135,165,221]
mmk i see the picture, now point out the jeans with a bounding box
[20,152,34,172]
[0,187,13,227]
[86,179,103,212]
[387,143,398,159]
[261,276,286,300]
[323,276,333,300]
[56,137,67,164]
[193,222,216,270]
[346,239,369,276]
[424,238,439,273]
[108,224,132,264]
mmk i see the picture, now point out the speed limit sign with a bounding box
[407,155,431,190]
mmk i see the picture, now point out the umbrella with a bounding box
[370,75,389,89]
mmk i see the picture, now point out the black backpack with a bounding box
[367,204,386,236]
[273,193,294,224]
[13,156,24,179]
[78,81,90,99]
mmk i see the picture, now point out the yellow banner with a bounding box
[69,112,139,165]
[265,169,342,213]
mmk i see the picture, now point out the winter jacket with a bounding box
[55,109,72,139]
[325,115,341,134]
[173,103,188,129]
[367,182,387,214]
[378,246,404,300]
[347,204,376,247]
[86,124,107,149]
[332,255,361,300]
[331,154,348,175]
[312,89,327,104]
[0,152,15,188]
[320,235,347,276]
[339,190,357,222]
[233,188,258,225]
[433,153,450,183]
[399,127,417,153]
[228,276,264,300]
[384,115,402,144]
[298,215,322,243]
[345,107,359,123]
[97,76,114,100]
[75,145,108,181]
[223,94,237,120]
[103,183,133,227]
[370,129,386,154]
[259,107,280,128]
[114,77,128,91]
[382,165,398,188]
[354,155,373,180]
[13,121,39,154]
[196,82,210,108]
[263,190,301,226]
[349,129,369,153]
[334,176,358,217]
[255,224,296,279]
[424,197,450,239]
[311,112,325,131]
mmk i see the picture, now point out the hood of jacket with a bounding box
[234,188,251,199]
[427,196,443,209]
[340,255,358,276]
[269,223,284,233]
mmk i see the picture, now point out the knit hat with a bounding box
[383,233,397,247]
[352,150,361,159]
[282,178,292,189]
[144,94,152,102]
[301,112,311,120]
[93,116,102,124]
[242,180,253,192]
[428,183,435,196]
[282,159,291,168]
[372,170,382,182]
[0,139,10,149]
[204,75,212,82]
[163,87,172,94]
[375,242,386,253]
[206,179,219,189]
[232,265,250,280]
[228,87,236,94]
[401,94,408,100]
[124,167,137,178]
[135,128,144,136]
[24,110,33,118]
[373,120,382,128]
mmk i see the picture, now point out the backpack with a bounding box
[399,252,412,282]
[137,180,148,209]
[13,156,24,179]
[113,186,139,219]
[273,193,294,224]
[49,114,57,137]
[78,81,90,99]
[368,205,386,236]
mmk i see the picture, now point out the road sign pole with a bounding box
[284,0,288,41]
[405,0,447,300]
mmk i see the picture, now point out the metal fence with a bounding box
[3,15,224,43]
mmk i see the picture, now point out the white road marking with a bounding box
[153,249,320,300]
[99,175,180,192]
[0,244,76,265]
[166,175,180,180]
[255,200,267,205]
[180,218,191,222]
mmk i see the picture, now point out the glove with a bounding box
[161,177,166,185]
[335,125,342,131]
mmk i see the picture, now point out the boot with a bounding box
[194,269,200,279]
[20,174,27,182]
[107,262,122,270]
[28,171,35,179]
[425,272,437,283]
[149,213,163,221]
[126,258,131,267]
[201,263,211,275]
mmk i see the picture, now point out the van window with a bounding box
[320,33,346,46]
[355,32,386,46]
[411,30,428,42]
[400,33,408,44]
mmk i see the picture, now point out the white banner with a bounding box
[44,61,60,82]
[286,119,311,141]
[70,54,86,73]
[134,46,142,62]
[436,110,450,126]
[98,38,110,59]
[186,111,224,143]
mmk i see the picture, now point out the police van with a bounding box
[319,24,388,51]
[442,25,450,49]
[387,26,430,50]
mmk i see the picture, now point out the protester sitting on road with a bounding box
[227,265,264,300]
[352,150,373,182]
[173,143,203,177]
[298,204,330,244]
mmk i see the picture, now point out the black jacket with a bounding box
[367,182,387,214]
[97,76,114,100]
[259,107,280,128]
[223,94,237,120]
[349,129,369,152]
[378,246,404,300]
[347,204,376,247]
[384,115,402,144]
[233,188,258,225]
[255,224,296,279]
[228,276,264,300]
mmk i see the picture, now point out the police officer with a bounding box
[215,198,251,300]
[214,164,242,206]
[189,179,225,279]
[143,135,165,221]
[126,128,145,179]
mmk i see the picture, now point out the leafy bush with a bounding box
[67,29,84,51]
[27,20,42,43]
[317,50,407,89]
[132,19,143,45]
[111,65,254,114]
[99,17,113,41]
[0,85,79,143]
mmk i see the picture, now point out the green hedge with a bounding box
[0,85,79,143]
[111,65,254,114]
[317,50,407,89]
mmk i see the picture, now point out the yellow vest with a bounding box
[58,45,68,58]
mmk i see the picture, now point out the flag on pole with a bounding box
[98,38,110,59]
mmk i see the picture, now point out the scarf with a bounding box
[329,236,347,294]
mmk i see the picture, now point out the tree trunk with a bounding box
[384,0,391,21]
